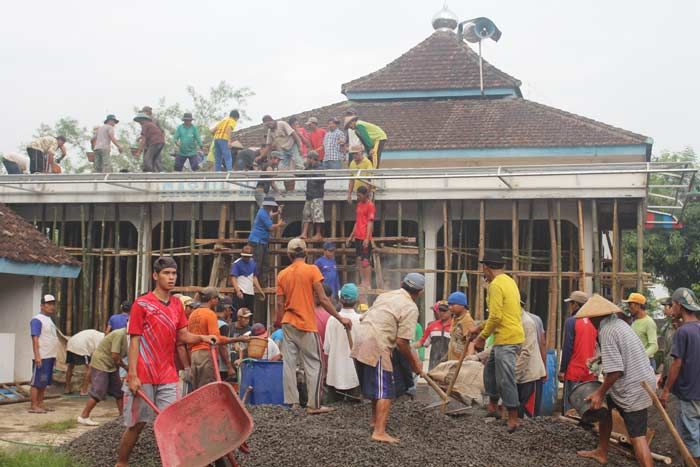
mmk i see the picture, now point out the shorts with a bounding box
[607,396,648,438]
[66,351,90,366]
[191,349,216,389]
[303,198,325,223]
[123,383,178,427]
[354,240,372,266]
[31,358,55,389]
[676,399,700,457]
[356,357,395,400]
[89,369,124,401]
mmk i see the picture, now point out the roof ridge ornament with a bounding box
[432,3,458,31]
[457,17,502,96]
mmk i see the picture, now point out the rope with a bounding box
[0,437,55,449]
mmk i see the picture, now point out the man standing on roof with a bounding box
[230,244,265,324]
[306,117,326,161]
[115,257,218,467]
[413,300,451,370]
[660,287,700,463]
[576,294,655,467]
[322,117,346,170]
[26,135,67,173]
[28,294,59,413]
[173,112,203,172]
[300,151,326,241]
[345,116,387,168]
[470,250,524,433]
[133,113,165,172]
[347,186,375,302]
[289,117,310,157]
[275,238,352,415]
[624,292,658,370]
[559,291,598,413]
[247,198,285,285]
[260,115,304,191]
[93,114,123,173]
[351,273,426,444]
[210,110,240,171]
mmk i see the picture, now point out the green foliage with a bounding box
[624,148,700,296]
[34,418,78,432]
[0,448,83,467]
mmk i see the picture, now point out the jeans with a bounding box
[483,344,520,409]
[94,148,112,173]
[250,241,268,282]
[174,154,200,172]
[677,399,700,457]
[2,159,20,174]
[322,159,343,170]
[278,145,304,171]
[214,139,232,171]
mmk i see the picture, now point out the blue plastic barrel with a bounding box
[540,349,558,415]
[239,359,285,405]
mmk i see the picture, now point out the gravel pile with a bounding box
[64,401,643,467]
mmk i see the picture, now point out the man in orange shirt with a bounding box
[275,238,352,414]
[188,287,249,389]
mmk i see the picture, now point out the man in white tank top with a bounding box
[29,294,59,413]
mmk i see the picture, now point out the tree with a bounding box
[624,148,700,295]
[31,117,92,173]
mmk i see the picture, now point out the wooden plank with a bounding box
[171,285,391,295]
[194,236,415,245]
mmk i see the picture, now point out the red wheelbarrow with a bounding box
[137,345,253,467]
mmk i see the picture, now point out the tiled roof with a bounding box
[0,204,80,267]
[234,97,650,151]
[341,30,521,94]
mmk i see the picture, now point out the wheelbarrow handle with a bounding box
[136,389,161,415]
[209,344,221,381]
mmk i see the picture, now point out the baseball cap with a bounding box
[220,296,233,308]
[262,199,278,208]
[241,249,253,257]
[251,323,267,337]
[322,242,336,251]
[340,283,359,301]
[403,273,425,291]
[178,295,193,308]
[200,286,220,302]
[287,238,307,254]
[435,300,449,311]
[564,291,589,305]
[447,291,468,307]
[622,292,646,305]
[41,294,56,304]
[237,308,253,318]
[658,297,672,306]
[306,117,318,125]
[671,287,700,313]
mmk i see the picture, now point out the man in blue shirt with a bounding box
[230,245,265,324]
[315,242,340,299]
[247,198,285,285]
[105,301,131,334]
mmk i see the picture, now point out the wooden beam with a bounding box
[577,200,586,292]
[114,204,121,309]
[159,203,165,256]
[556,201,563,351]
[209,204,229,286]
[442,201,450,298]
[546,201,558,349]
[612,200,619,302]
[194,236,416,245]
[477,200,485,320]
[512,200,519,284]
[592,200,600,293]
[637,199,644,291]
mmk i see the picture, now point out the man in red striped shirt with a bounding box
[413,300,451,370]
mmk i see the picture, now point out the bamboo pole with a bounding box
[79,205,88,330]
[577,200,586,292]
[637,200,644,291]
[209,203,228,286]
[126,228,135,300]
[612,200,619,302]
[397,201,403,287]
[476,201,485,320]
[442,201,449,298]
[340,203,348,284]
[96,211,106,329]
[159,203,165,256]
[417,200,425,307]
[170,203,176,270]
[135,205,145,296]
[331,202,337,238]
[512,200,519,286]
[102,228,113,329]
[114,204,121,309]
[592,200,600,293]
[190,203,196,285]
[525,200,535,309]
[197,203,204,286]
[556,201,563,351]
[146,204,153,293]
[546,201,558,349]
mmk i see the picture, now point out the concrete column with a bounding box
[583,203,594,293]
[136,206,152,296]
[422,202,441,329]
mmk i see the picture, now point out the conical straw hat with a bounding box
[575,293,621,319]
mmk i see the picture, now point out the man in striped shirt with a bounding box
[210,110,239,171]
[322,117,346,169]
[575,294,655,467]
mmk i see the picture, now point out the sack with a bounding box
[428,360,485,404]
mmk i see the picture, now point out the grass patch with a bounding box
[0,449,83,467]
[34,418,78,432]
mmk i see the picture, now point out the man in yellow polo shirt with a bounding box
[471,250,524,432]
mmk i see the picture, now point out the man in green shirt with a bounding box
[77,328,128,426]
[173,112,203,172]
[658,297,680,386]
[623,292,658,371]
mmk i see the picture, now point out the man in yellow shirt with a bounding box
[471,250,524,432]
[346,146,373,203]
[210,110,239,171]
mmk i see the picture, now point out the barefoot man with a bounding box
[115,257,217,467]
[575,294,655,466]
[351,273,426,444]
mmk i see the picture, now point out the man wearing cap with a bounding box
[275,238,352,415]
[322,117,346,170]
[105,300,131,334]
[658,296,680,386]
[133,113,165,172]
[306,117,326,161]
[470,251,524,432]
[300,150,326,241]
[26,135,67,173]
[188,287,249,388]
[414,300,452,370]
[260,115,304,191]
[324,283,362,394]
[347,185,375,301]
[624,292,659,370]
[660,288,700,462]
[210,110,240,171]
[93,114,123,173]
[116,256,219,467]
[250,323,282,361]
[248,198,285,285]
[28,294,59,413]
[315,242,340,300]
[346,148,373,202]
[559,291,598,413]
[575,294,656,466]
[344,116,387,168]
[173,112,203,172]
[230,244,265,323]
[351,273,425,443]
[445,292,475,361]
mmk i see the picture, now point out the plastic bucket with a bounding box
[569,381,608,423]
[540,349,558,415]
[247,337,268,359]
[86,151,95,162]
[239,359,284,405]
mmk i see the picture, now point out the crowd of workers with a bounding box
[1,107,388,177]
[26,236,700,466]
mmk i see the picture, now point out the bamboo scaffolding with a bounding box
[114,204,121,309]
[556,201,563,351]
[637,200,644,291]
[592,200,600,293]
[546,201,558,349]
[577,200,585,292]
[612,200,619,302]
[476,201,485,320]
[512,200,519,286]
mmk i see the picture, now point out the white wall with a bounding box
[0,274,42,382]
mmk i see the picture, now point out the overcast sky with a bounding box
[1,0,698,155]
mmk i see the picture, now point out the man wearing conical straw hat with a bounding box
[575,294,656,466]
